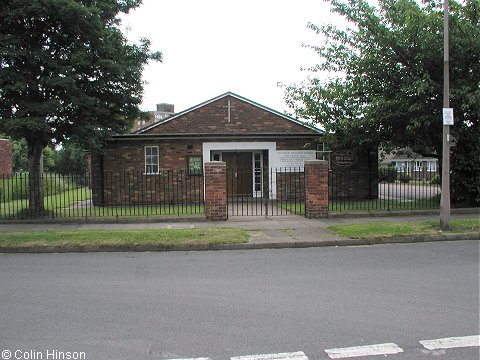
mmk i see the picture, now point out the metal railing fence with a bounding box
[0,169,446,219]
[0,171,204,219]
[226,167,305,217]
[329,171,441,212]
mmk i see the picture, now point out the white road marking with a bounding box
[325,343,404,359]
[419,335,480,350]
[232,351,308,360]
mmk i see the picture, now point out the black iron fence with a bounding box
[329,171,441,212]
[0,171,204,219]
[227,167,305,217]
[0,169,446,220]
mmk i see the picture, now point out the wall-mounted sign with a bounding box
[331,150,357,167]
[275,150,316,171]
[443,108,454,125]
[188,156,203,175]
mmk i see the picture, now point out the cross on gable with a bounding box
[222,100,235,122]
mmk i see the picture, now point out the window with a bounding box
[188,156,203,175]
[394,161,405,172]
[211,151,221,161]
[316,143,331,168]
[414,161,422,172]
[145,146,159,174]
[427,160,437,172]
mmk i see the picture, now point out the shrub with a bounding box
[399,174,411,183]
[429,175,441,185]
[379,166,397,183]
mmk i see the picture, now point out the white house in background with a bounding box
[380,148,439,180]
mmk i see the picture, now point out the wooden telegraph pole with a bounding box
[440,0,451,230]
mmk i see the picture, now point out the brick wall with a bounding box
[204,162,227,221]
[305,160,329,218]
[102,139,204,173]
[0,139,13,176]
[100,137,317,175]
[145,95,315,135]
[89,153,104,206]
[93,139,377,207]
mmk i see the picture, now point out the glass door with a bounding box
[252,151,263,197]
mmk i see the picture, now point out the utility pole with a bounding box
[440,0,451,230]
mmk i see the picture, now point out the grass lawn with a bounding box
[0,228,249,250]
[0,187,92,218]
[1,189,205,219]
[328,218,480,239]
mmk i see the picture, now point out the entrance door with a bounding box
[223,152,253,196]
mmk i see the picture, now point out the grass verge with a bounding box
[328,218,479,239]
[0,228,249,250]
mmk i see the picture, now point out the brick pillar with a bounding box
[305,160,329,218]
[89,153,105,206]
[0,139,13,176]
[204,161,227,221]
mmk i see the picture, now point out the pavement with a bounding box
[0,209,478,252]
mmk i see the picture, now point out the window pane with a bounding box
[145,147,159,173]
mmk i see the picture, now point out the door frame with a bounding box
[203,142,277,198]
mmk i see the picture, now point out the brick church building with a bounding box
[90,92,377,205]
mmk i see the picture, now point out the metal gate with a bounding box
[226,167,305,217]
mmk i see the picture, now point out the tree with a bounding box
[54,141,88,175]
[284,0,480,206]
[0,0,161,215]
[11,138,28,173]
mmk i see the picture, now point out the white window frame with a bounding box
[427,160,437,172]
[395,161,405,172]
[144,146,159,175]
[414,161,422,172]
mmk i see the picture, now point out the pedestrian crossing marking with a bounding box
[420,335,480,350]
[166,334,480,360]
[325,343,403,359]
[231,351,308,360]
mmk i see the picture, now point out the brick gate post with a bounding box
[304,160,329,218]
[204,161,227,221]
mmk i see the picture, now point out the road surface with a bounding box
[0,241,478,360]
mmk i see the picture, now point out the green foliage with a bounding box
[379,166,397,183]
[328,218,479,239]
[0,173,85,202]
[0,0,162,148]
[42,146,56,172]
[284,0,480,205]
[54,142,87,175]
[0,0,161,213]
[11,138,28,172]
[429,175,441,185]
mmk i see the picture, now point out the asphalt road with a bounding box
[0,241,478,360]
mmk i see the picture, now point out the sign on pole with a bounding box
[443,108,454,125]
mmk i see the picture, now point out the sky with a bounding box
[121,0,342,114]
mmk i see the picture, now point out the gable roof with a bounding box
[134,91,323,135]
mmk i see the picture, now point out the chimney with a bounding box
[154,103,175,122]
